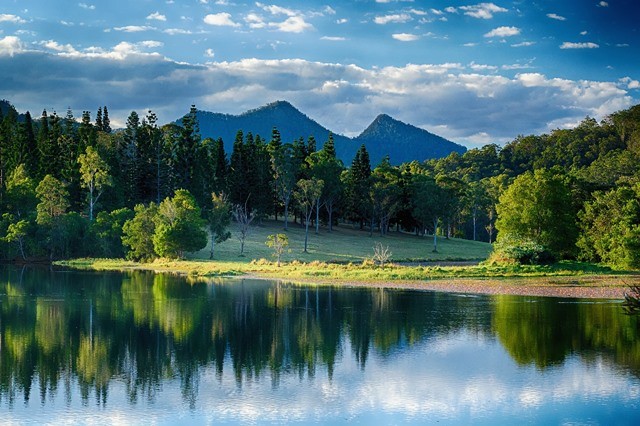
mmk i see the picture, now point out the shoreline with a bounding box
[233,273,632,300]
[53,258,635,300]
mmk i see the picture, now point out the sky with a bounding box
[0,0,638,148]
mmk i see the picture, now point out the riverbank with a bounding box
[56,258,635,299]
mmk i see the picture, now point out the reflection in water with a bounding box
[0,266,639,423]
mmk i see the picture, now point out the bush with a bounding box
[490,234,555,265]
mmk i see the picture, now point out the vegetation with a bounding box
[1,99,640,279]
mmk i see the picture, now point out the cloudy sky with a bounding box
[0,0,638,147]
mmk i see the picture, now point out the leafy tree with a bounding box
[271,143,301,230]
[4,217,31,260]
[208,192,231,259]
[153,189,207,259]
[495,169,577,260]
[4,164,37,218]
[411,173,445,252]
[295,178,324,253]
[369,156,401,236]
[577,185,640,269]
[78,145,111,221]
[308,133,344,232]
[36,175,69,225]
[122,202,159,261]
[266,233,289,267]
[93,208,134,258]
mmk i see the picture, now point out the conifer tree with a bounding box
[102,106,111,133]
[95,106,103,131]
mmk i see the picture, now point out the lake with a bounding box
[0,266,638,424]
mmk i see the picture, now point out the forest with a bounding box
[0,99,639,268]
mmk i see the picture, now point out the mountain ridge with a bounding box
[192,101,466,165]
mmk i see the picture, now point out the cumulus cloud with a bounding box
[547,13,566,21]
[458,3,508,19]
[204,13,240,27]
[0,36,25,56]
[1,50,634,148]
[0,14,27,24]
[147,12,167,21]
[270,16,313,33]
[484,26,520,37]
[392,33,420,41]
[374,14,412,24]
[560,41,599,49]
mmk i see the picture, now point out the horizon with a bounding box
[1,0,639,148]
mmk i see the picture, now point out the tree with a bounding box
[93,208,134,258]
[232,198,256,256]
[78,145,111,221]
[153,189,207,259]
[344,144,371,228]
[266,233,289,267]
[4,217,31,260]
[411,173,445,252]
[295,178,324,253]
[36,175,69,225]
[271,143,301,230]
[122,202,159,261]
[495,168,577,260]
[4,164,37,218]
[577,185,640,269]
[208,192,232,259]
[308,133,344,232]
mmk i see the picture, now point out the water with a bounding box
[0,266,638,424]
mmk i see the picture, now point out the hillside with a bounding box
[190,101,466,165]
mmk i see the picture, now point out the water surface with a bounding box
[0,266,638,424]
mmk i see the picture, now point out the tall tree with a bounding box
[78,145,111,221]
[308,133,344,232]
[208,192,232,259]
[295,177,324,253]
[271,143,300,230]
[344,144,372,229]
[411,173,445,252]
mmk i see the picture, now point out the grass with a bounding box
[56,219,633,285]
[189,218,492,263]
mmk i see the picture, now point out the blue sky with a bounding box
[0,0,638,147]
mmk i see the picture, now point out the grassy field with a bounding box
[188,219,492,263]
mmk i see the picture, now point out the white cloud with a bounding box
[113,25,156,32]
[0,51,635,148]
[324,6,336,15]
[0,14,27,24]
[598,1,609,7]
[164,28,193,35]
[0,35,25,56]
[511,41,535,47]
[392,33,420,42]
[580,30,588,35]
[204,13,240,27]
[147,12,167,22]
[560,41,599,49]
[40,40,78,54]
[547,13,566,21]
[336,18,348,24]
[374,14,412,24]
[484,26,520,37]
[620,77,640,89]
[459,3,508,19]
[256,3,297,16]
[205,48,215,58]
[444,6,457,13]
[78,3,95,10]
[245,13,266,29]
[269,16,313,33]
[321,36,346,41]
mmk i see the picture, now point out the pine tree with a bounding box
[213,137,228,193]
[344,144,372,228]
[102,106,111,133]
[95,106,103,131]
[228,130,248,207]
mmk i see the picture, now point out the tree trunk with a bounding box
[327,202,333,232]
[315,201,320,234]
[472,207,477,241]
[432,217,438,252]
[283,200,289,230]
[209,233,215,259]
[304,210,310,253]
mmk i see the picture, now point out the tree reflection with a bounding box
[0,266,639,408]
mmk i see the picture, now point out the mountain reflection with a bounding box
[0,266,639,409]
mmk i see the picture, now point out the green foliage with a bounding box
[93,208,134,258]
[122,203,159,261]
[578,185,640,269]
[78,145,111,221]
[208,192,232,259]
[266,233,289,266]
[490,234,555,265]
[495,169,577,259]
[153,189,207,259]
[35,175,69,225]
[5,164,37,218]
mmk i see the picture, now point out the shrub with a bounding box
[490,234,555,265]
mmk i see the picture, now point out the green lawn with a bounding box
[190,219,492,263]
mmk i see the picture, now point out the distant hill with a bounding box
[188,101,466,165]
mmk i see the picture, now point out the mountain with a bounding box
[355,114,466,165]
[191,101,465,165]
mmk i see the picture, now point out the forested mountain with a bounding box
[191,100,465,165]
[355,114,466,164]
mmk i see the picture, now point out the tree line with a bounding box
[0,99,640,267]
